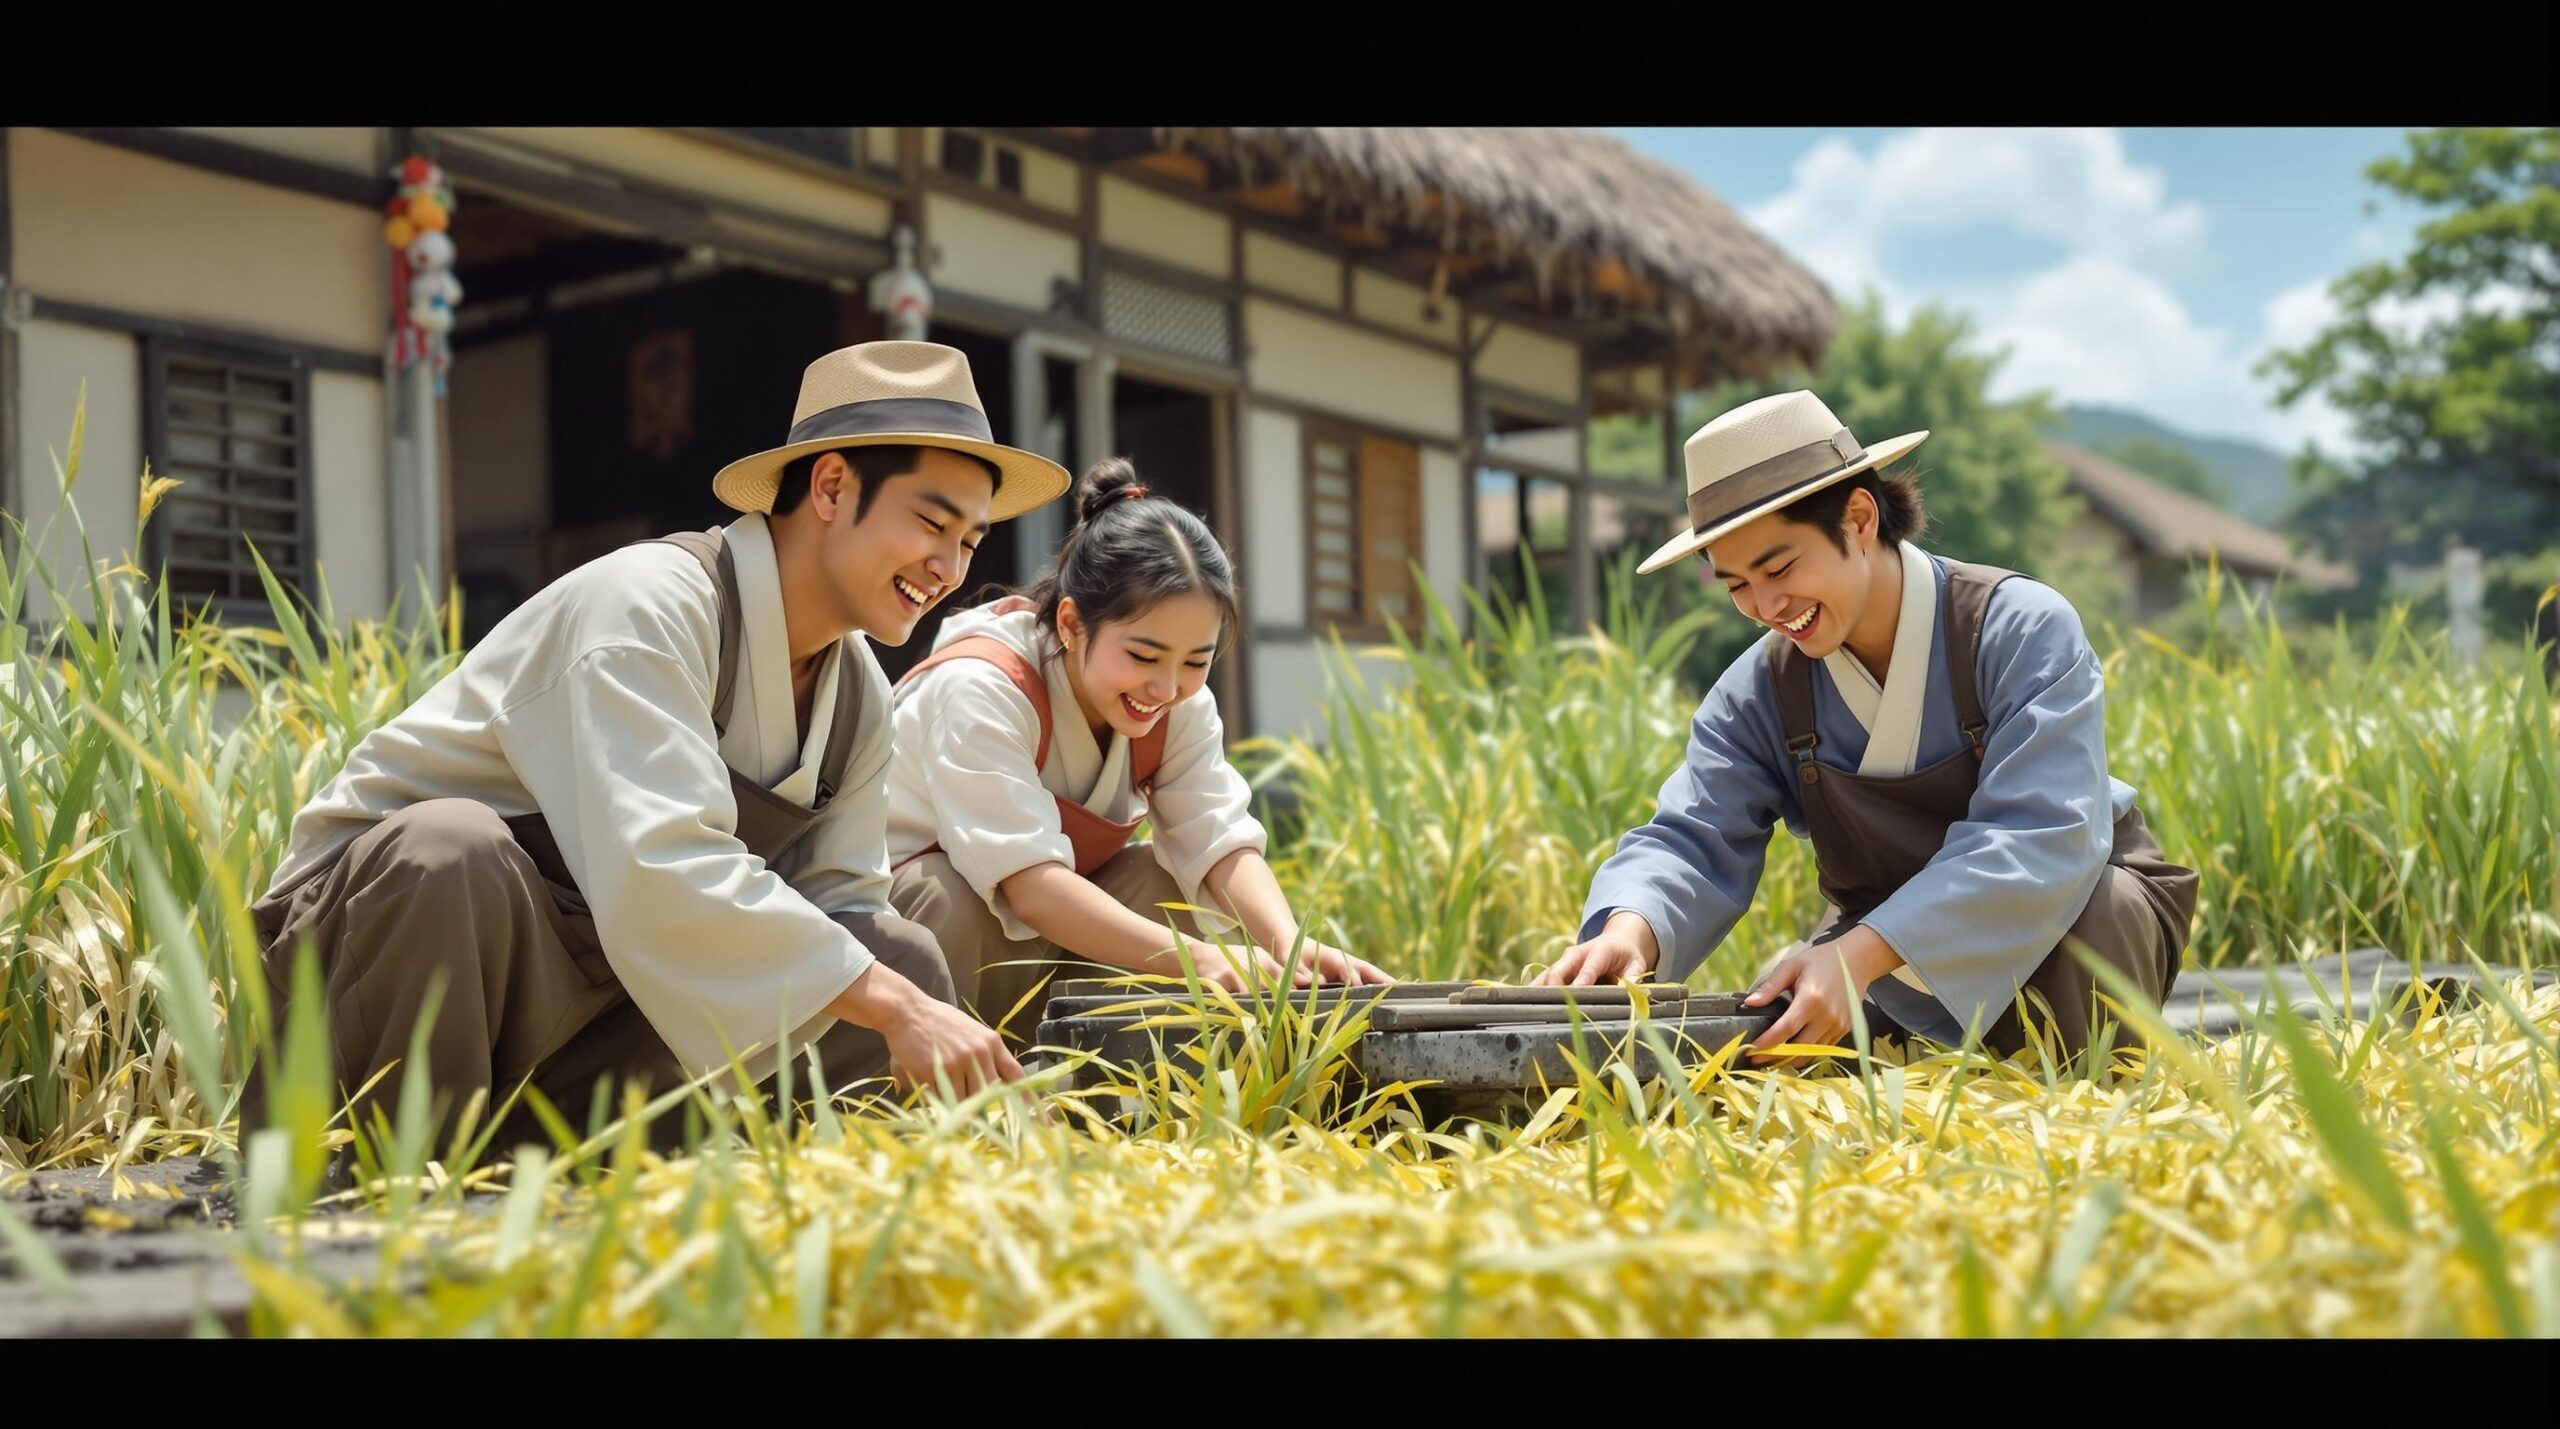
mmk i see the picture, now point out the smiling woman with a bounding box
[884,458,1394,1040]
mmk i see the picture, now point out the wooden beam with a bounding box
[1243,390,1460,455]
[977,127,1089,162]
[1078,160,1102,327]
[1133,150,1209,185]
[1584,328,1676,372]
[27,295,379,377]
[458,232,677,308]
[1088,127,1163,165]
[919,170,1082,236]
[0,127,17,534]
[51,127,383,209]
[1197,154,1254,193]
[672,127,907,202]
[423,128,890,280]
[1233,179,1304,217]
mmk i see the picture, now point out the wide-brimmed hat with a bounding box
[710,340,1071,522]
[1638,390,1929,574]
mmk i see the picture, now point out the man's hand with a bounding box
[1535,911,1661,987]
[1743,924,1904,1067]
[834,963,1026,1098]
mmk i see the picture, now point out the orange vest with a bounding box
[893,598,1166,877]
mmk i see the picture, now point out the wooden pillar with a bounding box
[0,126,19,558]
[1568,348,1595,632]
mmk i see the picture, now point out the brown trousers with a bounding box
[1812,809,2192,1061]
[888,845,1221,1042]
[244,798,958,1158]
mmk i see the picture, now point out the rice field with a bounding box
[3,418,2556,1336]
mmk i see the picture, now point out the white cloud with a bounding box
[1745,128,2370,459]
[1971,256,2231,410]
[2256,278,2358,454]
[2260,277,2338,354]
[1747,128,2207,303]
[2247,274,2536,455]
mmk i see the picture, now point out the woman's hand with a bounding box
[1288,936,1394,986]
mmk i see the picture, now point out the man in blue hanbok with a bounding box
[1545,392,2198,1066]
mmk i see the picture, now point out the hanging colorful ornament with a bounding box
[405,228,456,271]
[386,155,460,395]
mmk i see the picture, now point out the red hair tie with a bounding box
[1118,484,1150,504]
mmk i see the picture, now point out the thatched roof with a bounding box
[2047,440,2354,590]
[1149,127,1837,379]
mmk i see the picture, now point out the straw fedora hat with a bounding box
[710,340,1071,522]
[1637,391,1930,574]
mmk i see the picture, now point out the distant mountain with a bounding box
[2056,405,2298,524]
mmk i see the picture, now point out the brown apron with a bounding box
[891,596,1167,878]
[503,527,864,879]
[1769,557,2198,1058]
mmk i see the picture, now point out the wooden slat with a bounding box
[1358,434,1422,633]
[1370,1003,1665,1032]
[167,418,300,443]
[162,387,300,418]
[165,486,303,516]
[1448,984,1690,1006]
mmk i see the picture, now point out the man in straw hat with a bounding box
[247,341,1073,1160]
[1541,391,2196,1069]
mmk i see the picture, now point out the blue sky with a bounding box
[1615,128,2422,454]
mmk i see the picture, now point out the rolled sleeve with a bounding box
[911,662,1079,940]
[1145,693,1269,903]
[1578,645,1794,982]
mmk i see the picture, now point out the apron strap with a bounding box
[901,613,1172,797]
[1130,722,1168,795]
[812,645,864,809]
[647,526,864,808]
[643,528,744,736]
[1760,552,2022,774]
[1936,559,2019,762]
[901,633,1056,767]
[1763,631,1823,785]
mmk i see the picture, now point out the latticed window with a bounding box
[1303,418,1423,637]
[1099,268,1235,368]
[142,336,314,609]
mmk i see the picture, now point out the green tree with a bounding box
[1659,293,2098,687]
[2259,129,2560,622]
[2093,437,2228,505]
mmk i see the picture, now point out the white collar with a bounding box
[721,513,840,789]
[1821,541,1936,778]
[1040,643,1131,812]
